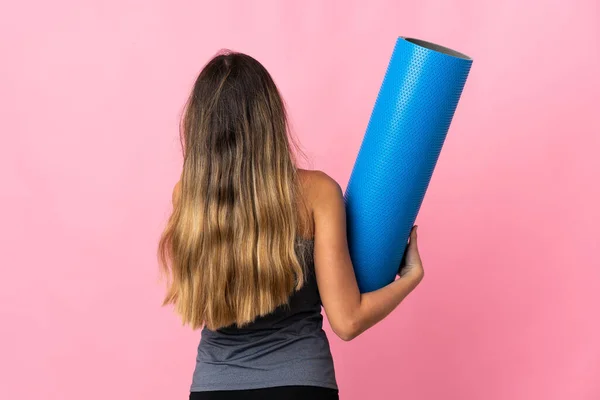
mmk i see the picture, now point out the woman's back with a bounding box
[191,228,339,392]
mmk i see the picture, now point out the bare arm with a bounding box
[311,171,424,341]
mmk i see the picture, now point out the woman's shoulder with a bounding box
[297,169,344,207]
[295,169,341,240]
[297,169,342,194]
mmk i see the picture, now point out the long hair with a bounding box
[157,50,311,331]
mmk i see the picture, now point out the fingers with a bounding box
[410,225,418,243]
[409,226,419,253]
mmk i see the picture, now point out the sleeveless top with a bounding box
[190,237,338,392]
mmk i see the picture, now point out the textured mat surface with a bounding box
[344,37,473,292]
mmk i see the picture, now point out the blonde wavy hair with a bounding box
[157,51,312,331]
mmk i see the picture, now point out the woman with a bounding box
[157,50,424,400]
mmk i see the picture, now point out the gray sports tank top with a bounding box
[190,237,338,392]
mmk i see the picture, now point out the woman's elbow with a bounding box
[333,319,361,342]
[337,330,357,342]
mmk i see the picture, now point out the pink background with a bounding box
[1,0,599,399]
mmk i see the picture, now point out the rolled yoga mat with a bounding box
[344,37,473,293]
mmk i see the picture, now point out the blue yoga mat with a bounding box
[344,37,473,293]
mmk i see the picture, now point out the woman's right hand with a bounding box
[397,226,424,282]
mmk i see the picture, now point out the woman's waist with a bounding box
[216,307,323,334]
[198,318,331,362]
[192,340,338,391]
